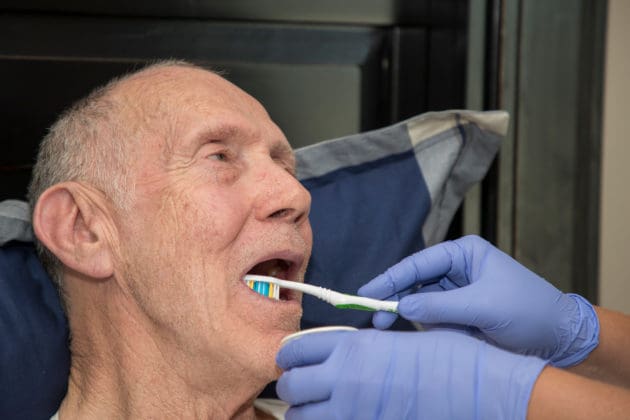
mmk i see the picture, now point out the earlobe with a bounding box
[33,183,114,279]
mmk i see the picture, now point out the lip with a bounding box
[239,249,306,303]
[240,250,305,283]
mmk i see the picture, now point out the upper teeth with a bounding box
[268,268,280,277]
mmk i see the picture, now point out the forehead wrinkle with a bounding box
[186,113,272,155]
[130,86,240,158]
[115,74,195,167]
[113,66,292,172]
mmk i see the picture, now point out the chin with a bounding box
[270,363,283,380]
[244,330,287,372]
[248,350,284,387]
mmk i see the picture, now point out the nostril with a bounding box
[293,210,308,225]
[269,208,291,219]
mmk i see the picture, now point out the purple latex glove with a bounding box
[277,329,547,420]
[358,235,599,367]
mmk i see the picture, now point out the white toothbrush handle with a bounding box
[243,275,399,313]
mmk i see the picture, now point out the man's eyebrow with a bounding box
[177,123,240,159]
[190,124,240,146]
[186,124,296,170]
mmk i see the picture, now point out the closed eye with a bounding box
[208,152,229,162]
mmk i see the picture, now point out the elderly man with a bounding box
[32,59,630,420]
[28,61,311,419]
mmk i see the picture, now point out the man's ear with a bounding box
[32,183,115,279]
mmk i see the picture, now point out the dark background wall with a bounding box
[0,0,468,202]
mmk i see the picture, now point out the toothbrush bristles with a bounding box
[247,279,280,300]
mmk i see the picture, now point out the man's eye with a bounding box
[208,152,228,162]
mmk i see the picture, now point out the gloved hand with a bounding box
[276,329,547,420]
[358,235,599,367]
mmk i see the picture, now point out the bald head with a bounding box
[29,61,211,206]
[110,63,273,147]
[27,60,221,291]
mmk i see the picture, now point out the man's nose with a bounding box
[253,163,311,226]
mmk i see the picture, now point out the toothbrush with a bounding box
[243,274,398,313]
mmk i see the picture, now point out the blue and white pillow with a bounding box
[299,110,506,329]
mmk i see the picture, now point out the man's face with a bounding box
[111,67,312,384]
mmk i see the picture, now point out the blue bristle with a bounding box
[254,281,263,295]
[249,279,278,299]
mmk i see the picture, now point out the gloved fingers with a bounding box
[415,277,460,293]
[285,401,331,420]
[276,331,352,370]
[372,310,398,330]
[276,365,333,406]
[438,276,463,291]
[416,282,445,293]
[398,286,485,327]
[423,323,476,336]
[358,241,462,300]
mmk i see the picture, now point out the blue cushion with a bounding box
[298,110,506,330]
[0,243,69,419]
[301,150,429,330]
[0,110,506,418]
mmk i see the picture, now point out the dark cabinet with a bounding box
[0,1,468,201]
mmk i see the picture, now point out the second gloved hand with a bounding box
[276,329,547,420]
[358,235,599,367]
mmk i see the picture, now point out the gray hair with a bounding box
[27,59,202,296]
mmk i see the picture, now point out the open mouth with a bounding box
[245,258,296,301]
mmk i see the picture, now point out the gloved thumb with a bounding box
[398,287,481,326]
[277,331,352,370]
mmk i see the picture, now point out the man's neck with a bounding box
[58,287,270,419]
[59,382,264,420]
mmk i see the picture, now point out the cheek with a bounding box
[301,220,314,254]
[136,178,245,240]
[185,192,251,246]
